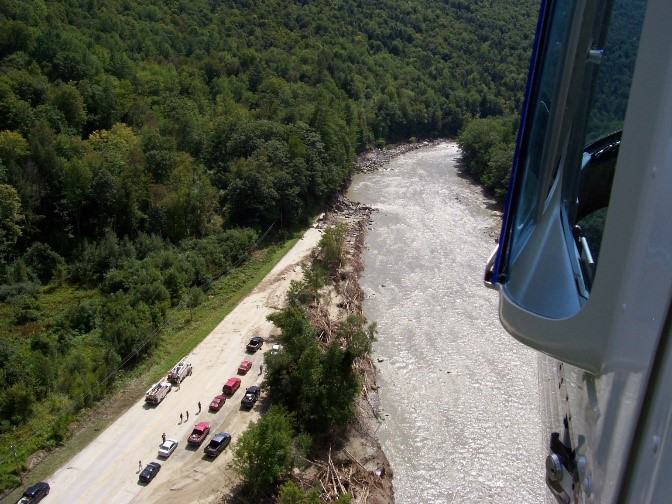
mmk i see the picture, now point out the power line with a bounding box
[2,222,277,487]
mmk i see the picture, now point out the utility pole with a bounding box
[11,445,22,484]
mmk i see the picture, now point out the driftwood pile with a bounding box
[291,194,393,502]
[294,447,389,504]
[310,195,373,342]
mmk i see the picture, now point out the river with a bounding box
[348,142,545,503]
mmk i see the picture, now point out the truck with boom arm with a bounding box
[167,358,192,384]
[144,381,171,405]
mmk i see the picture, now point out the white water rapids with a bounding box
[348,142,545,503]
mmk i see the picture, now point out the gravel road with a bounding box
[45,228,322,504]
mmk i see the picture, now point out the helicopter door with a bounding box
[484,0,654,375]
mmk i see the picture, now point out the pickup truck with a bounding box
[241,386,260,409]
[187,422,210,446]
[167,358,192,384]
[204,432,231,457]
[246,336,264,353]
[145,381,171,404]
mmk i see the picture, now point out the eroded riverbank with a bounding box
[349,141,544,503]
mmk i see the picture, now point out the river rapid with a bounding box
[348,142,545,503]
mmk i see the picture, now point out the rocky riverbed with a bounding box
[348,141,545,503]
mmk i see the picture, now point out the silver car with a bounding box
[158,439,178,458]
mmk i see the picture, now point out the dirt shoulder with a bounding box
[30,230,322,504]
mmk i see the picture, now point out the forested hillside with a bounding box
[0,0,538,490]
[1,0,538,250]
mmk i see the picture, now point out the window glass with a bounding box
[509,1,577,261]
[568,0,647,290]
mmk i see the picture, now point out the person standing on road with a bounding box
[179,412,183,423]
[186,410,189,420]
[139,461,142,472]
[162,433,166,443]
[197,401,201,413]
[259,363,264,375]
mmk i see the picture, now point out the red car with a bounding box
[238,360,252,375]
[188,422,210,446]
[223,377,241,395]
[209,394,226,411]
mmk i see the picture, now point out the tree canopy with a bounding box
[1,0,538,266]
[0,0,542,492]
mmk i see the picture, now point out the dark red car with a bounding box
[238,360,252,375]
[223,377,241,395]
[187,422,210,446]
[209,394,226,412]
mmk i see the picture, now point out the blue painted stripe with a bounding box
[492,0,551,283]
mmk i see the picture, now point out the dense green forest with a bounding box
[0,0,539,490]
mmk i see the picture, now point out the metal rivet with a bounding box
[546,453,563,482]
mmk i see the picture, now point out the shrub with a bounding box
[23,242,65,284]
[7,258,29,283]
[100,292,155,358]
[11,294,41,325]
[61,299,100,334]
[134,233,167,259]
[0,281,38,302]
[0,382,34,424]
[337,316,377,360]
[163,268,183,305]
[187,286,203,320]
[318,222,346,273]
[233,406,294,495]
[70,231,136,285]
[277,481,320,504]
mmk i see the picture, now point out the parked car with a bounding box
[241,386,260,409]
[16,482,49,504]
[246,336,264,353]
[209,394,226,411]
[223,377,241,395]
[187,422,210,446]
[204,432,232,457]
[158,439,178,458]
[139,462,161,483]
[238,360,252,374]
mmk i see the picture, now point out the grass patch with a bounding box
[0,232,301,501]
